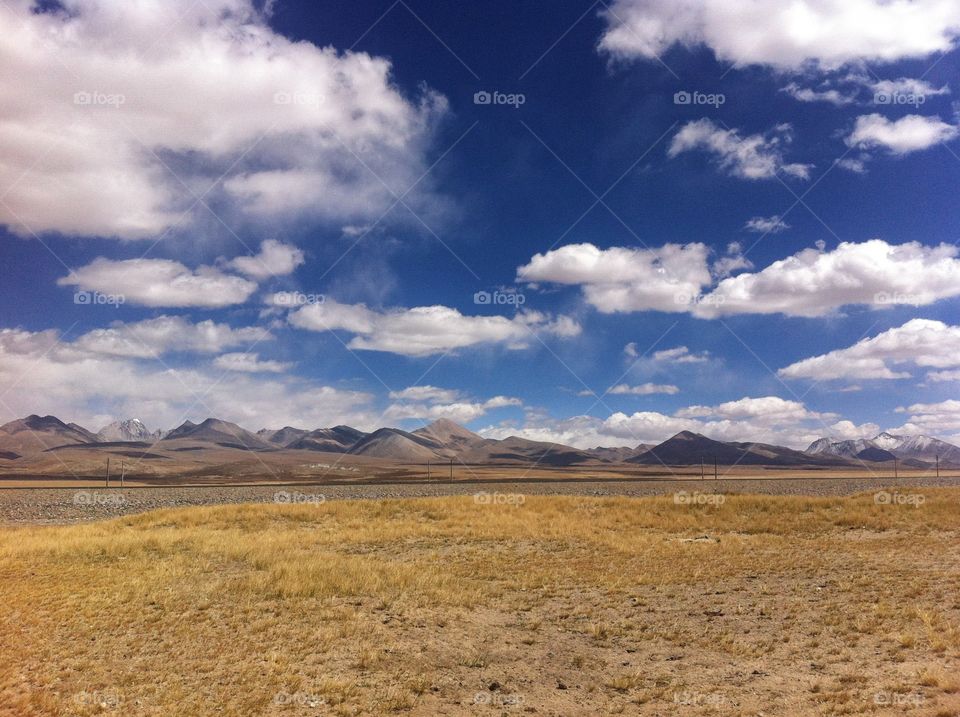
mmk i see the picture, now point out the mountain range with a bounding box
[1,414,958,471]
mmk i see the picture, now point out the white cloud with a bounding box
[384,395,521,424]
[668,119,812,180]
[0,0,445,239]
[653,346,710,364]
[388,386,463,403]
[212,352,291,373]
[846,114,959,155]
[699,240,960,318]
[599,0,960,71]
[870,77,950,100]
[779,319,960,381]
[744,215,790,234]
[519,240,960,319]
[928,370,960,383]
[607,383,680,395]
[0,327,375,431]
[781,83,856,106]
[288,299,581,356]
[227,240,304,280]
[517,242,712,313]
[891,399,960,440]
[481,395,859,449]
[58,258,257,308]
[74,316,271,358]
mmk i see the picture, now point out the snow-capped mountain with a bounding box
[95,418,160,443]
[807,432,960,465]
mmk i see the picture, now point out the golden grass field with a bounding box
[1,490,959,716]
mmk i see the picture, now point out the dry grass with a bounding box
[1,490,959,715]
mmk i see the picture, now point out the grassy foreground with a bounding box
[1,490,959,716]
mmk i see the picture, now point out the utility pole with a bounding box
[894,457,898,480]
[120,460,124,488]
[936,454,940,479]
[105,457,110,488]
[700,457,704,481]
[714,457,718,481]
[427,460,431,479]
[449,458,453,480]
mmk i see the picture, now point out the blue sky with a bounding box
[1,0,959,448]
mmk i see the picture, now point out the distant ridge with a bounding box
[2,412,959,468]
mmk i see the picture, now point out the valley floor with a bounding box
[1,492,959,715]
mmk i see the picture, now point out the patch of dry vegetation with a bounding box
[1,490,959,715]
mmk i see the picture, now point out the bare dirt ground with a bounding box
[1,473,959,525]
[1,491,958,716]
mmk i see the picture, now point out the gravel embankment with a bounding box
[2,475,959,525]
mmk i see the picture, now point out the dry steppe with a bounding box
[2,489,959,716]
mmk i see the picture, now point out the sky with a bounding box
[1,0,960,449]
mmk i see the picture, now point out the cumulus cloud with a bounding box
[517,243,712,313]
[668,120,812,180]
[606,383,679,396]
[520,239,960,318]
[744,215,790,234]
[599,0,960,70]
[384,395,521,424]
[699,240,960,318]
[73,316,271,358]
[287,299,581,356]
[846,114,959,155]
[212,352,292,373]
[781,83,856,106]
[227,240,305,280]
[891,399,960,440]
[653,346,710,364]
[779,319,960,381]
[58,258,258,308]
[0,327,375,430]
[0,0,445,239]
[388,386,464,403]
[481,395,860,449]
